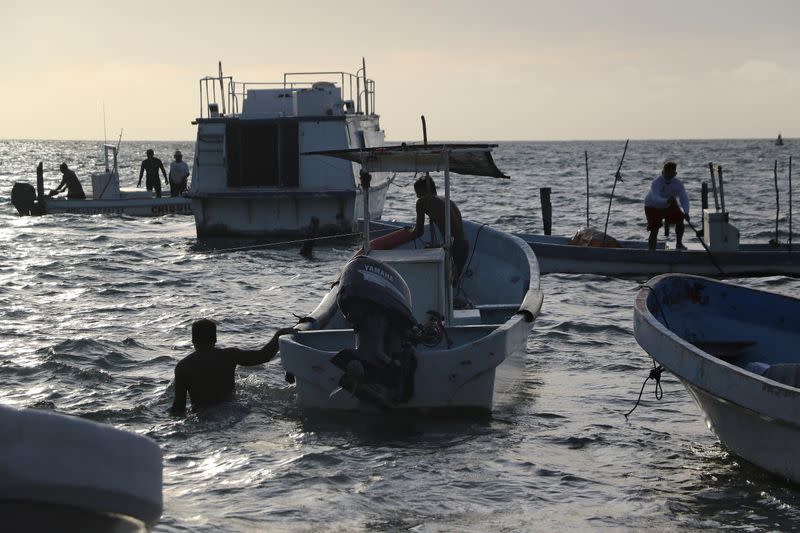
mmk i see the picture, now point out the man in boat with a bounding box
[407,176,469,286]
[169,319,296,415]
[644,161,690,251]
[48,163,86,200]
[168,150,190,197]
[138,149,168,198]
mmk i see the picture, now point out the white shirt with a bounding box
[644,175,689,215]
[169,160,190,184]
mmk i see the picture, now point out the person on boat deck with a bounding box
[644,161,690,251]
[48,163,86,200]
[406,176,469,286]
[168,150,190,197]
[169,319,296,415]
[138,149,168,198]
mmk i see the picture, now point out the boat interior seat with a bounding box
[748,363,800,389]
[475,303,519,324]
[692,340,756,360]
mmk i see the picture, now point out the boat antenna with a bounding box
[421,115,431,180]
[601,139,629,246]
[774,160,780,245]
[102,101,108,152]
[218,61,226,116]
[362,57,369,116]
[789,156,793,250]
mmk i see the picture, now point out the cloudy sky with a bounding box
[1,0,797,141]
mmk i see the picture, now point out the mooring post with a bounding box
[708,163,720,212]
[701,182,709,211]
[36,162,44,201]
[717,165,726,213]
[540,187,552,236]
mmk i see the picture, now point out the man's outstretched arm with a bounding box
[233,327,297,366]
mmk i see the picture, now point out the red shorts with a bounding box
[645,205,683,231]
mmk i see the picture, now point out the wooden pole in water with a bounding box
[585,151,590,228]
[790,156,793,249]
[602,139,629,246]
[774,160,780,245]
[708,163,720,212]
[540,187,552,236]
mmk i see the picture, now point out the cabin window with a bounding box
[225,120,299,187]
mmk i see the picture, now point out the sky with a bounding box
[1,0,798,141]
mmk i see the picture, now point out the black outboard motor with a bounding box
[11,182,38,216]
[331,255,418,409]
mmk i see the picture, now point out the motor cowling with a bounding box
[332,256,417,408]
[11,182,37,216]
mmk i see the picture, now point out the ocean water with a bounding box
[1,138,799,532]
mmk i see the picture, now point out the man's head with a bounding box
[59,163,68,173]
[413,176,437,198]
[192,318,217,349]
[662,161,677,181]
[174,150,182,161]
[146,149,154,158]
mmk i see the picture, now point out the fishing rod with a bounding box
[602,139,629,246]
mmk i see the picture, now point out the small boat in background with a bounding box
[188,60,392,239]
[279,144,542,412]
[11,144,192,217]
[776,132,785,146]
[0,403,162,531]
[634,274,800,483]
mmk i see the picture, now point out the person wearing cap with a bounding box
[48,163,86,200]
[138,149,168,198]
[168,150,190,197]
[169,319,296,415]
[644,161,690,251]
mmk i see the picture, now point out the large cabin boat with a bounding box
[188,61,392,238]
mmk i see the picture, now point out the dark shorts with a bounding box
[645,205,683,231]
[146,175,162,197]
[452,239,469,286]
[170,181,186,197]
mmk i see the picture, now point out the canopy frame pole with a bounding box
[360,167,371,254]
[443,148,453,324]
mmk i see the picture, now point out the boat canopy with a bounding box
[304,144,510,179]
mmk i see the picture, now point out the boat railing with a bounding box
[198,70,375,119]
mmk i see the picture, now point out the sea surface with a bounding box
[1,138,799,532]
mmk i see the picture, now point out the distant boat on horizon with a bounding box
[776,132,784,146]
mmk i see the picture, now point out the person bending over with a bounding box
[644,161,690,251]
[169,319,295,415]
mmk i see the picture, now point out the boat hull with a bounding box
[191,180,390,238]
[523,234,800,277]
[633,274,800,483]
[280,220,542,412]
[43,196,192,217]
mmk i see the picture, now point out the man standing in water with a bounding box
[407,176,469,287]
[169,319,296,415]
[138,149,168,198]
[644,161,690,251]
[49,163,86,199]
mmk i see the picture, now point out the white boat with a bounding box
[634,274,800,483]
[0,403,162,531]
[279,144,543,412]
[519,209,800,277]
[188,61,392,238]
[11,144,192,217]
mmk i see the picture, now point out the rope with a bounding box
[623,361,664,419]
[198,227,398,254]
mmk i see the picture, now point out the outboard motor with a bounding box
[11,182,39,216]
[331,256,418,409]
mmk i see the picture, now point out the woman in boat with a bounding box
[48,163,86,200]
[644,161,690,251]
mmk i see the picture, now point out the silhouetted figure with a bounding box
[644,161,690,251]
[168,150,190,197]
[138,149,168,198]
[169,319,295,415]
[49,163,86,199]
[407,176,469,286]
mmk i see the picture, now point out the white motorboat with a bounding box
[188,61,392,238]
[634,274,800,483]
[0,403,162,531]
[279,144,543,412]
[11,144,192,217]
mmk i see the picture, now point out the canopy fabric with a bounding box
[304,144,510,179]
